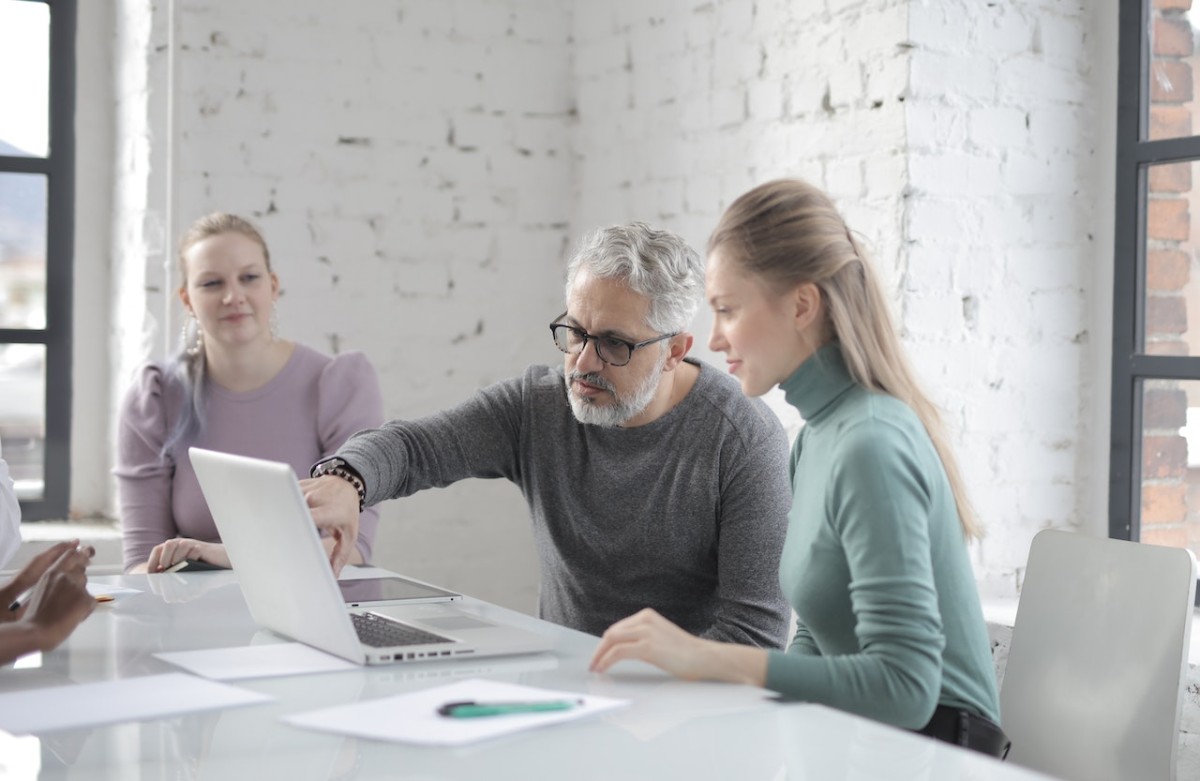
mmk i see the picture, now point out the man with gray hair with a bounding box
[304,223,792,648]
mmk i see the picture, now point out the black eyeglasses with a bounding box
[549,315,677,367]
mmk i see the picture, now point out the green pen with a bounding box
[437,699,583,718]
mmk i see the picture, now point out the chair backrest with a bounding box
[1001,529,1196,781]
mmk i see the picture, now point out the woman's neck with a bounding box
[204,339,295,392]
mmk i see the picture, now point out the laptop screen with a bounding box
[338,576,459,604]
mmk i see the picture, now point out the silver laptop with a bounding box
[189,447,552,665]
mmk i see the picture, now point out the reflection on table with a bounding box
[0,570,1054,781]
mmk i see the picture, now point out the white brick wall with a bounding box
[105,0,576,612]
[570,0,908,435]
[904,0,1103,595]
[93,0,1115,619]
[82,0,1200,770]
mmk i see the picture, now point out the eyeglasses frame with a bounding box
[548,313,678,367]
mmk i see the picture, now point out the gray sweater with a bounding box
[339,359,792,646]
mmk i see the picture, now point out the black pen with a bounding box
[8,588,32,612]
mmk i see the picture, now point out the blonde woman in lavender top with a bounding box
[115,213,384,573]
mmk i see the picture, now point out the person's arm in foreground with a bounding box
[315,351,386,566]
[591,423,945,729]
[0,542,95,664]
[304,373,527,574]
[591,606,770,684]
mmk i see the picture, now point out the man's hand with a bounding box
[300,475,360,577]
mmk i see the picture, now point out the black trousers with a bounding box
[916,705,1011,759]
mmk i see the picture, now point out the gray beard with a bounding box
[565,351,667,428]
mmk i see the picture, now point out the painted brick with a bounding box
[902,291,966,336]
[1030,289,1085,340]
[747,81,784,121]
[864,57,908,107]
[716,0,755,39]
[906,104,968,152]
[576,38,628,76]
[968,106,1029,149]
[999,56,1089,104]
[910,50,998,102]
[1036,12,1088,64]
[969,5,1037,58]
[1026,104,1087,152]
[711,86,746,127]
[713,34,758,87]
[828,61,866,108]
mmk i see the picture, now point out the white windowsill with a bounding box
[4,519,124,576]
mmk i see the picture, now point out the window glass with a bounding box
[0,343,45,502]
[1144,160,1200,355]
[0,172,48,329]
[0,1,49,157]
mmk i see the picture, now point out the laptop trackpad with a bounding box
[418,615,496,631]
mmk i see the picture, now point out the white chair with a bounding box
[1000,529,1196,780]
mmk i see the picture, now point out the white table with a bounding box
[0,571,1056,780]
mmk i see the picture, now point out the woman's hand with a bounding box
[144,539,230,573]
[21,544,95,651]
[300,476,360,577]
[0,540,82,621]
[590,608,721,679]
[589,608,769,686]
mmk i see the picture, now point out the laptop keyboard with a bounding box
[351,612,455,648]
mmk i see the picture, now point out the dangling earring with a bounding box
[183,313,204,357]
[269,306,280,341]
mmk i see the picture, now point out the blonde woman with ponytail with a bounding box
[591,179,1008,759]
[115,213,385,575]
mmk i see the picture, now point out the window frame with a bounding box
[0,0,75,520]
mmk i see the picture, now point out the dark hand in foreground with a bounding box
[20,544,96,651]
[0,540,82,621]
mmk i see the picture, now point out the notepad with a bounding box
[283,678,628,746]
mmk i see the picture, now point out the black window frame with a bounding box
[0,0,75,520]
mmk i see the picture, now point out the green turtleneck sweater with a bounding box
[764,345,1001,729]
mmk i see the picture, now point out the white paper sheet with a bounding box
[284,678,628,746]
[0,673,272,735]
[155,642,358,680]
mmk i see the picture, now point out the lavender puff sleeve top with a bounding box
[114,344,384,571]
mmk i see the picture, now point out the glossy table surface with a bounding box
[0,571,1056,780]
